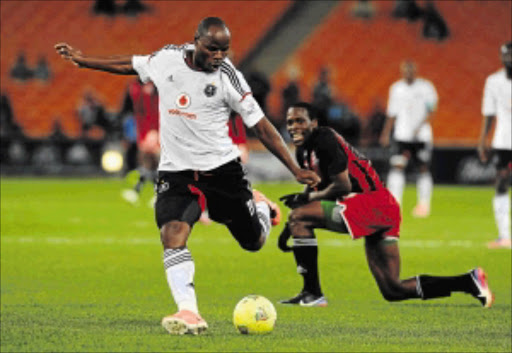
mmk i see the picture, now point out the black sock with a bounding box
[417,273,475,300]
[292,237,322,296]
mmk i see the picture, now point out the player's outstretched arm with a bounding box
[54,43,137,75]
[251,117,320,188]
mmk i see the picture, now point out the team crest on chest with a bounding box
[204,83,217,97]
[176,93,191,108]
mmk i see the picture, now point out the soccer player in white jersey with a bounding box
[55,17,320,335]
[478,41,512,249]
[380,60,438,218]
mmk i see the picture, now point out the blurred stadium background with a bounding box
[1,0,510,184]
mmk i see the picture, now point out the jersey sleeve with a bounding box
[318,129,348,176]
[132,55,152,84]
[132,45,173,84]
[481,75,496,116]
[222,62,265,128]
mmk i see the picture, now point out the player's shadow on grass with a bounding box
[402,302,510,310]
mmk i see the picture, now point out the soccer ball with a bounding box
[233,295,277,334]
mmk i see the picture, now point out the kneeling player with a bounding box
[278,102,494,308]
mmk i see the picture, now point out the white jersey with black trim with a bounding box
[482,68,512,150]
[387,78,438,143]
[132,43,264,171]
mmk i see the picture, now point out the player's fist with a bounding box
[54,43,82,65]
[279,193,309,209]
[294,169,320,188]
[477,144,489,163]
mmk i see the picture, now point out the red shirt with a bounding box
[129,80,159,144]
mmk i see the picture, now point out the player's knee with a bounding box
[496,172,510,194]
[418,164,430,173]
[390,155,407,169]
[289,208,306,223]
[376,280,406,302]
[160,221,190,248]
[381,291,402,302]
[239,240,263,252]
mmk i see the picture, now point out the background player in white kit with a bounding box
[478,41,512,249]
[380,61,438,218]
[55,17,319,335]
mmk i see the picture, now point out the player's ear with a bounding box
[311,119,318,128]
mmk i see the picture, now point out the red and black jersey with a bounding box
[297,127,384,193]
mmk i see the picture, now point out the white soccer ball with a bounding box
[233,295,277,334]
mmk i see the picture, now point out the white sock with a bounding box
[163,248,198,314]
[255,201,271,241]
[387,168,405,205]
[417,172,433,207]
[493,193,511,240]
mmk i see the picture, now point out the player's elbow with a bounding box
[117,65,137,75]
[332,180,351,198]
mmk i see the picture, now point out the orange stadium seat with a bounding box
[0,0,290,137]
[268,1,511,145]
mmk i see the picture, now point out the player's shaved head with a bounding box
[400,60,417,84]
[195,17,229,40]
[192,17,231,72]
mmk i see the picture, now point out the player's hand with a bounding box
[279,192,310,209]
[477,144,489,163]
[379,134,390,147]
[54,43,82,66]
[412,127,420,139]
[294,169,320,188]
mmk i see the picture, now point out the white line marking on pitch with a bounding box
[1,236,487,248]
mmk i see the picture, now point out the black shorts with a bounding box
[154,159,262,246]
[492,149,512,170]
[395,141,432,165]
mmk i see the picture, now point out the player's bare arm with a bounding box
[477,115,496,163]
[379,116,396,147]
[308,170,351,202]
[55,42,137,75]
[251,117,320,187]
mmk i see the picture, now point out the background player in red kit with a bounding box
[121,79,160,206]
[278,102,494,308]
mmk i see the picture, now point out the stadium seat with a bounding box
[0,1,291,137]
[268,1,511,145]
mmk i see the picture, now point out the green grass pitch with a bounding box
[1,178,511,352]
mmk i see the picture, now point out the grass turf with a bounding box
[1,178,511,352]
